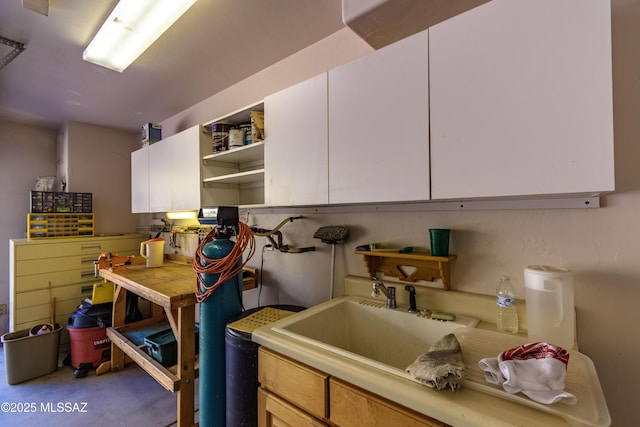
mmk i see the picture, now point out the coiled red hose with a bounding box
[193,222,255,303]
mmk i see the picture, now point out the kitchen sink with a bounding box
[272,295,478,380]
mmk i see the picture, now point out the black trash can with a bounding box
[225,305,305,427]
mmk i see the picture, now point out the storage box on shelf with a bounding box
[30,191,92,213]
[201,102,265,207]
[27,213,95,239]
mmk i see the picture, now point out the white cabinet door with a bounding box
[131,146,149,213]
[147,125,205,213]
[429,0,614,199]
[170,125,204,211]
[148,138,173,213]
[328,30,430,204]
[264,73,329,206]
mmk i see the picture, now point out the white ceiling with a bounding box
[0,0,345,131]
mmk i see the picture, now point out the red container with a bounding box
[67,326,111,368]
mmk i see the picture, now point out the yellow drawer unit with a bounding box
[9,234,148,335]
[27,213,95,239]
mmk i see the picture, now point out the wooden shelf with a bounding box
[354,250,457,290]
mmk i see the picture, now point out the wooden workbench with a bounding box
[100,262,198,427]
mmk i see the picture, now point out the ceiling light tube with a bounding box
[83,0,197,72]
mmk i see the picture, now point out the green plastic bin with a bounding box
[144,324,199,367]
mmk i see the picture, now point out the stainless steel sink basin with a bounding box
[272,295,478,381]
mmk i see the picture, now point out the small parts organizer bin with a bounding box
[28,213,94,239]
[30,191,92,213]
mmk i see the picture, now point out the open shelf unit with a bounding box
[201,101,265,207]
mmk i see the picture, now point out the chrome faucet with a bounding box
[371,277,397,308]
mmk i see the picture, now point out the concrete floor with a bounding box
[0,343,200,426]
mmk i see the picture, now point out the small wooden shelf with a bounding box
[355,250,457,290]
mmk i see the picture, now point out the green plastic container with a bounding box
[144,324,199,367]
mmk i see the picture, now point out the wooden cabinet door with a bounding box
[258,388,327,427]
[328,29,430,204]
[329,378,446,427]
[258,347,329,420]
[429,0,614,199]
[264,73,329,206]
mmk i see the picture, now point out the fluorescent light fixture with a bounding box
[166,211,197,220]
[83,0,197,72]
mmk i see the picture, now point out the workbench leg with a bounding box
[176,304,196,427]
[111,285,127,371]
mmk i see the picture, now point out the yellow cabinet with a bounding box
[258,347,328,421]
[258,389,328,427]
[9,234,147,336]
[330,378,446,427]
[257,347,447,427]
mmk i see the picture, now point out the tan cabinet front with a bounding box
[258,388,327,427]
[330,377,446,427]
[258,347,328,420]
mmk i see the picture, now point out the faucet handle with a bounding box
[386,286,397,309]
[405,285,418,312]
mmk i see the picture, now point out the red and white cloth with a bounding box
[478,342,577,405]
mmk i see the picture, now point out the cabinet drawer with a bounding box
[12,269,96,292]
[15,240,104,260]
[13,236,147,261]
[15,295,86,326]
[258,388,327,427]
[15,256,96,277]
[329,378,445,427]
[15,281,94,310]
[258,348,328,420]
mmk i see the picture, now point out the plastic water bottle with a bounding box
[496,276,519,334]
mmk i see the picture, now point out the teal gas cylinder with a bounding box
[198,235,243,427]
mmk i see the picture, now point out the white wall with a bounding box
[60,121,140,234]
[160,2,640,424]
[0,119,142,337]
[0,118,58,335]
[161,28,373,135]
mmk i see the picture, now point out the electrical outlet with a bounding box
[0,304,7,316]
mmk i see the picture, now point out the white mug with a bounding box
[140,238,165,268]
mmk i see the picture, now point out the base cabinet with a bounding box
[9,234,148,338]
[330,378,446,427]
[258,347,447,427]
[258,389,328,427]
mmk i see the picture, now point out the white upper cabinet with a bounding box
[328,30,430,204]
[148,138,173,212]
[131,146,149,213]
[429,0,614,199]
[264,73,329,206]
[171,126,205,211]
[144,125,206,213]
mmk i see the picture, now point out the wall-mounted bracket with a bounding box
[355,250,456,290]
